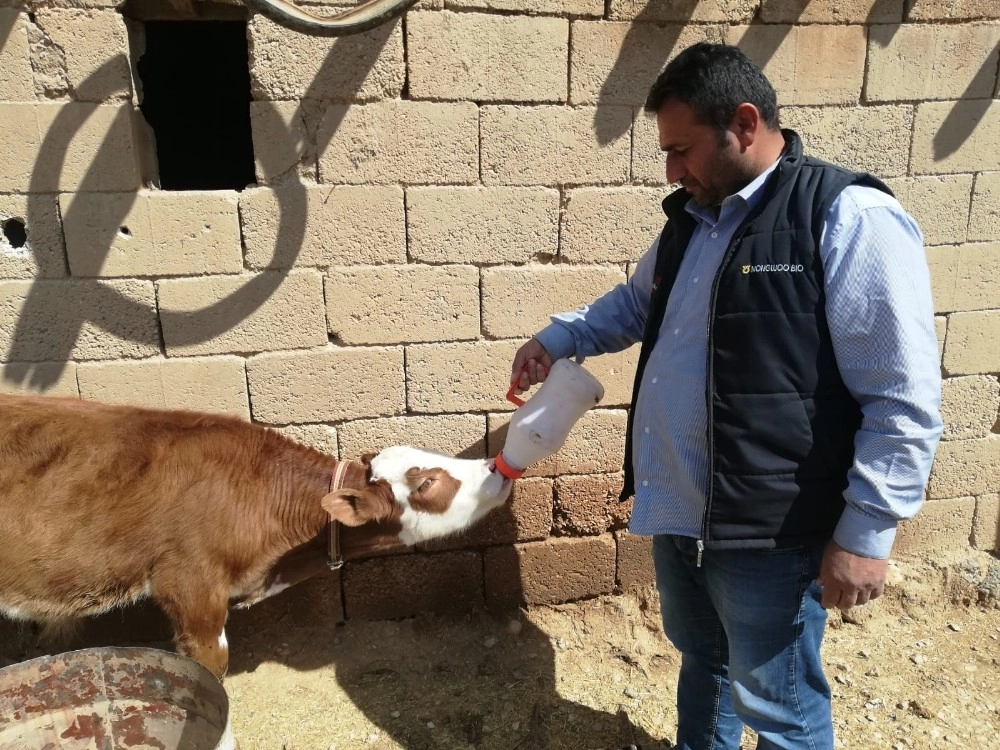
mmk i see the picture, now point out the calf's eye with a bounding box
[418,478,433,493]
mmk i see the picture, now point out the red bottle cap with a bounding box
[493,452,525,480]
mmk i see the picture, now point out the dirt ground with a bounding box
[217,549,1000,750]
[2,550,997,750]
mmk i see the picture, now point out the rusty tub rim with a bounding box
[0,645,234,750]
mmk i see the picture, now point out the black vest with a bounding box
[621,130,893,549]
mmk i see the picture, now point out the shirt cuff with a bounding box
[833,506,899,560]
[534,324,577,362]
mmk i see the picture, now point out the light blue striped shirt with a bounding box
[535,160,942,560]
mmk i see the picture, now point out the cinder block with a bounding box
[251,100,313,184]
[632,109,666,185]
[241,184,406,269]
[406,340,518,413]
[408,11,567,102]
[481,264,626,338]
[77,356,249,417]
[248,15,403,101]
[616,531,654,590]
[247,346,405,424]
[158,271,327,357]
[760,0,903,22]
[0,10,34,100]
[969,172,1000,242]
[277,424,339,456]
[228,570,344,637]
[561,187,665,262]
[40,103,140,191]
[0,362,78,397]
[0,194,66,280]
[926,435,1000,499]
[570,21,724,106]
[423,476,553,550]
[0,279,158,361]
[727,24,866,105]
[585,347,640,408]
[940,375,1000,441]
[325,264,480,345]
[866,24,1000,102]
[942,310,1000,375]
[894,497,975,556]
[553,472,629,535]
[446,0,602,14]
[779,105,913,178]
[0,102,42,192]
[609,0,758,22]
[343,550,483,620]
[885,175,973,246]
[407,187,559,264]
[25,15,67,99]
[484,535,616,609]
[317,101,478,185]
[33,9,131,101]
[935,316,947,361]
[339,414,487,459]
[911,101,1000,175]
[481,105,632,186]
[487,408,627,477]
[972,493,999,551]
[926,243,1000,313]
[61,191,242,277]
[906,0,1000,20]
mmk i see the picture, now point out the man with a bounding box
[510,42,942,750]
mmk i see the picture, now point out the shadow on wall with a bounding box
[3,17,396,391]
[596,0,997,162]
[3,1,998,390]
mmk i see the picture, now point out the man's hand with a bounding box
[816,540,888,610]
[510,338,553,393]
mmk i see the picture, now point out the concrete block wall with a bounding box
[0,0,998,624]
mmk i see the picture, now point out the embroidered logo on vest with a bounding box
[742,263,805,274]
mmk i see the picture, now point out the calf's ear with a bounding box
[322,481,396,526]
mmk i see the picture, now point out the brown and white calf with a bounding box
[0,394,512,677]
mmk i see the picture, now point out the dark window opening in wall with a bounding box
[137,21,255,191]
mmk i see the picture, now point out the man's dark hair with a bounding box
[644,42,780,134]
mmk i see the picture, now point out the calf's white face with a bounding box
[370,446,513,545]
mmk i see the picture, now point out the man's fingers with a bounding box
[512,358,548,393]
[820,585,841,610]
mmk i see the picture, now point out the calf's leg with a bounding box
[154,581,231,678]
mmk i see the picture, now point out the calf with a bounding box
[0,394,512,677]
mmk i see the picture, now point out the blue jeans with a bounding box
[652,535,832,750]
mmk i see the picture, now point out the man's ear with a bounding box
[731,102,761,149]
[321,481,396,526]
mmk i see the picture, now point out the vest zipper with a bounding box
[700,223,752,567]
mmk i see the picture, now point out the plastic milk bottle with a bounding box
[494,358,605,479]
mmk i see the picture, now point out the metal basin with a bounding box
[0,647,233,749]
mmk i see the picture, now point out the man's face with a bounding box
[655,99,755,207]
